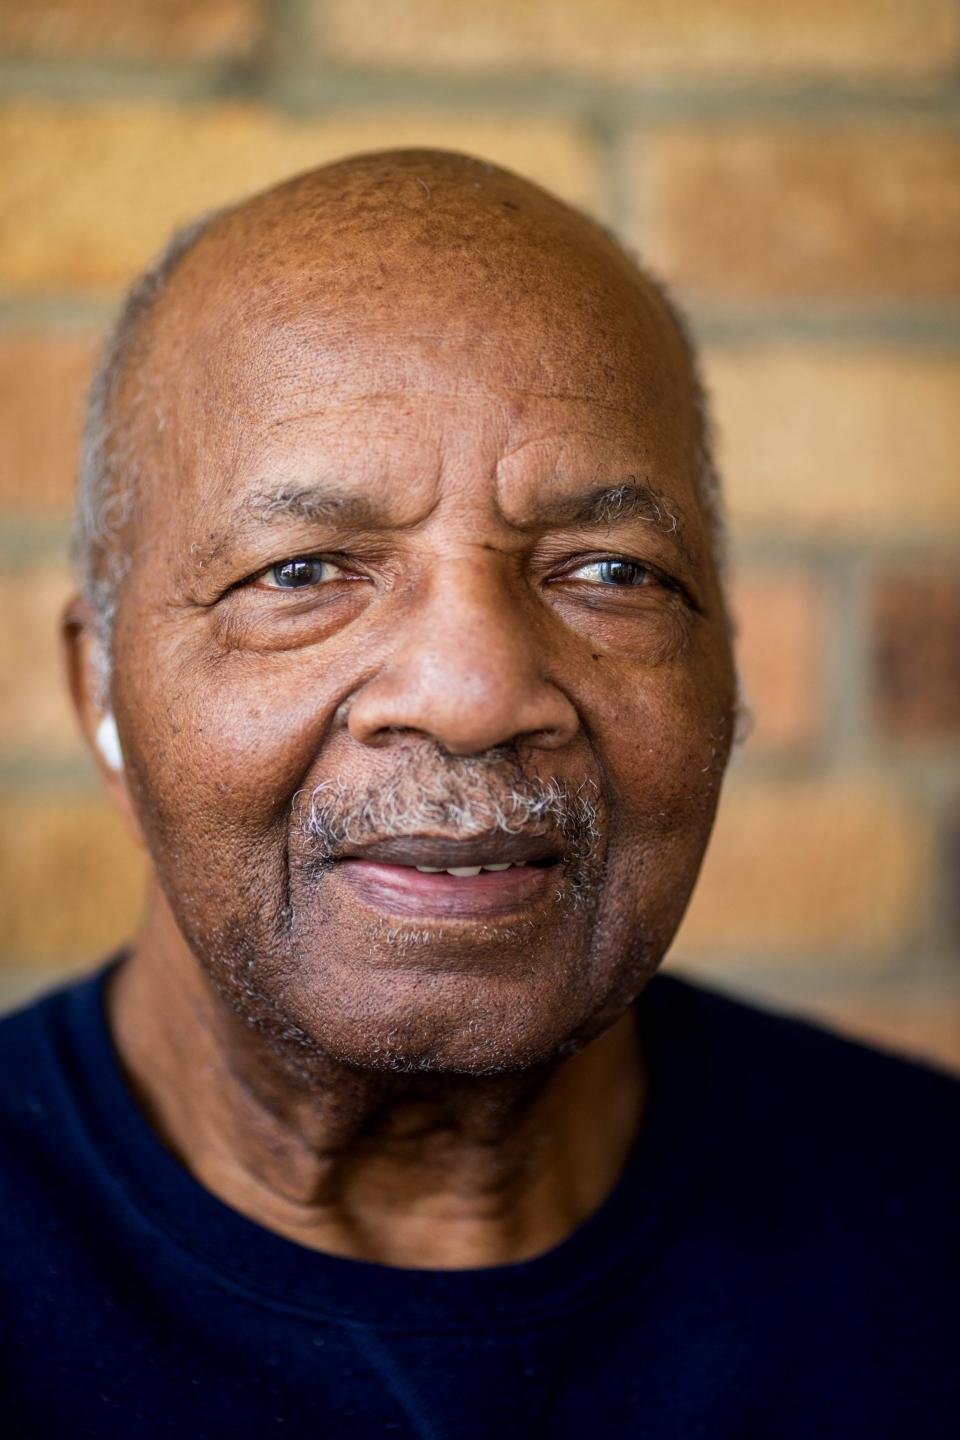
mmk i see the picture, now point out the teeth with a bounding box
[412,862,528,876]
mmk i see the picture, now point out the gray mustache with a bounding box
[300,755,602,863]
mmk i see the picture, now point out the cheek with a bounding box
[585,666,732,972]
[588,653,734,840]
[115,646,347,852]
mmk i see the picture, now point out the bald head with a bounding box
[75,148,721,647]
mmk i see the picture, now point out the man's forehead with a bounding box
[241,385,672,451]
[155,276,683,420]
[188,380,693,515]
[143,153,689,418]
[125,152,704,555]
[145,271,697,516]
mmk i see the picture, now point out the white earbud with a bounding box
[96,713,124,772]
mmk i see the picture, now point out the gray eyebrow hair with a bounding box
[228,478,692,568]
[248,479,685,532]
[514,479,693,564]
[246,484,381,527]
[527,479,684,532]
[189,484,384,569]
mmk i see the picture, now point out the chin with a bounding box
[213,932,624,1079]
[192,877,663,1079]
[306,969,597,1076]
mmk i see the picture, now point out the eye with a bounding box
[257,556,348,590]
[565,558,655,587]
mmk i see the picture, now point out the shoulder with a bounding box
[0,980,64,1107]
[650,968,960,1112]
[0,966,112,1154]
[639,977,959,1422]
[647,970,960,1230]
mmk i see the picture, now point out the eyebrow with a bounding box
[245,484,382,529]
[246,478,685,531]
[214,477,691,571]
[516,479,685,535]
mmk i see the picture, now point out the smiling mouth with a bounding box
[329,837,565,920]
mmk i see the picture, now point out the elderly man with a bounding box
[1,150,956,1437]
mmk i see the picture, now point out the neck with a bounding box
[108,889,646,1269]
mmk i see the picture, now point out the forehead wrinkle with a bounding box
[498,389,653,429]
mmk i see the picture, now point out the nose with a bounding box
[345,556,580,755]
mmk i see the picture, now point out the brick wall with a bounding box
[1,0,958,1072]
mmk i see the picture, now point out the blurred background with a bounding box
[0,0,958,1070]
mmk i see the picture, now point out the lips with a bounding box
[329,833,564,920]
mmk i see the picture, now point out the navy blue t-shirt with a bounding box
[1,958,957,1439]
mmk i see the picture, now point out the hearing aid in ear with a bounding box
[95,713,124,772]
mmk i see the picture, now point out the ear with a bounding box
[62,594,146,847]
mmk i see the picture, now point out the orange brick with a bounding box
[0,331,99,516]
[0,792,146,962]
[705,345,960,537]
[0,101,603,293]
[0,0,262,61]
[871,569,960,740]
[322,0,960,81]
[674,778,930,960]
[730,568,826,752]
[632,125,960,301]
[942,808,960,971]
[0,558,84,757]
